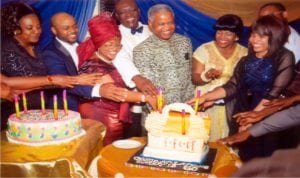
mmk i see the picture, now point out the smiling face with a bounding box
[215,30,238,49]
[148,10,175,40]
[51,13,78,44]
[249,32,269,58]
[15,14,41,44]
[97,37,122,61]
[115,0,140,29]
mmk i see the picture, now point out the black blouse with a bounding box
[1,37,48,130]
[1,37,47,77]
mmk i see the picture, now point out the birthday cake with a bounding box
[6,109,86,146]
[142,103,209,163]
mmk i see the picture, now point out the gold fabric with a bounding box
[183,0,300,26]
[1,119,106,177]
[97,137,240,177]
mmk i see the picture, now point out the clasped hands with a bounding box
[204,68,222,80]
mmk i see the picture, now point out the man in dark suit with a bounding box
[42,12,125,111]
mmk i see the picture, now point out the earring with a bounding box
[14,31,17,35]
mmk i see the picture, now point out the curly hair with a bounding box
[1,2,39,38]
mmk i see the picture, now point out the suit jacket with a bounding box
[42,39,93,111]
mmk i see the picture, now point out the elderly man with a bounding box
[259,2,300,63]
[133,4,195,105]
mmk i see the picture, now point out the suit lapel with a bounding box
[54,40,78,75]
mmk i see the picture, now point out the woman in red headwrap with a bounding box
[77,12,156,146]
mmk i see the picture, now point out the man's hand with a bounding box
[234,111,266,126]
[100,83,128,102]
[218,130,251,146]
[97,74,114,85]
[75,73,104,86]
[132,75,157,96]
[145,95,157,110]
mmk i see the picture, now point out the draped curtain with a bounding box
[2,0,299,50]
[136,0,299,50]
[1,0,96,49]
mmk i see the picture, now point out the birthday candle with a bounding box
[22,92,28,112]
[181,109,186,135]
[63,90,68,115]
[40,91,45,114]
[53,95,58,120]
[157,88,163,112]
[194,90,201,113]
[14,95,20,118]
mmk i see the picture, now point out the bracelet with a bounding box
[141,94,146,102]
[47,75,54,84]
[200,72,211,82]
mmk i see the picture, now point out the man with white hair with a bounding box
[133,4,195,106]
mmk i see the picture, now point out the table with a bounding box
[1,119,106,177]
[96,137,241,177]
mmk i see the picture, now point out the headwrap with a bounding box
[77,12,121,67]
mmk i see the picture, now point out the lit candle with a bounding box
[194,89,201,113]
[40,91,45,114]
[22,92,28,113]
[181,109,186,135]
[53,95,58,120]
[157,88,163,113]
[63,90,68,115]
[14,95,20,118]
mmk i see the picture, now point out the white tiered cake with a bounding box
[6,109,86,146]
[143,103,209,162]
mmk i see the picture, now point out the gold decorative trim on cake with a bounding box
[144,103,209,163]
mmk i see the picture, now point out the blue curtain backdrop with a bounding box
[1,0,96,49]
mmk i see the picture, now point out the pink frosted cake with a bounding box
[6,109,86,146]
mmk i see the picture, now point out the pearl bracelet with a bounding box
[200,72,211,82]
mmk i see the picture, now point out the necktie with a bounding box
[131,26,143,35]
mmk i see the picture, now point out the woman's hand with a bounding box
[205,68,222,80]
[75,73,104,86]
[263,97,296,111]
[50,75,78,88]
[186,93,215,110]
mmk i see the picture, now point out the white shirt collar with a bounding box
[119,22,143,33]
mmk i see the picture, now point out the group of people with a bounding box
[1,0,300,174]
